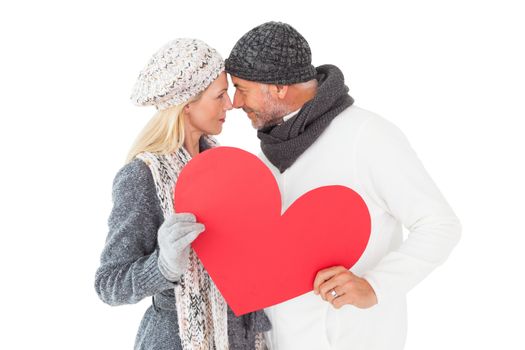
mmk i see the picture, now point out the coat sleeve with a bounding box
[94,159,175,306]
[356,116,462,304]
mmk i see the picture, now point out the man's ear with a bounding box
[271,84,289,100]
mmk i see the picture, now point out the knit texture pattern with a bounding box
[225,22,316,84]
[131,38,224,110]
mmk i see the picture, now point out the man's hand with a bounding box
[313,266,378,309]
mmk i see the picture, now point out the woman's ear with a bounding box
[183,104,191,116]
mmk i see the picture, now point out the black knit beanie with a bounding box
[225,21,317,85]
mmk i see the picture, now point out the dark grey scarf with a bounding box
[257,64,354,173]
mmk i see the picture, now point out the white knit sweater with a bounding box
[260,105,461,350]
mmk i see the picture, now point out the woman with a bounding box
[95,38,270,350]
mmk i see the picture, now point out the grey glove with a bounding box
[157,213,205,282]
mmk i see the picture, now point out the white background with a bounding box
[1,0,524,349]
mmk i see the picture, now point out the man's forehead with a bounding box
[231,76,257,88]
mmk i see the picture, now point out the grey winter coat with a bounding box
[95,158,270,349]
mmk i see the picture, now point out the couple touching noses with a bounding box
[95,21,461,350]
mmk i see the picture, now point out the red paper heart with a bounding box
[174,147,370,315]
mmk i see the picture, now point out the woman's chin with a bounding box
[208,126,223,135]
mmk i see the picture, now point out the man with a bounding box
[225,21,461,350]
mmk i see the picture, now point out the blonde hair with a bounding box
[126,93,202,163]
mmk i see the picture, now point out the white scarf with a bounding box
[137,136,229,350]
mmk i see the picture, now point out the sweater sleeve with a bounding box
[94,159,176,306]
[356,116,461,304]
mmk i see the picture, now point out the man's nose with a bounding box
[224,94,233,111]
[232,90,243,109]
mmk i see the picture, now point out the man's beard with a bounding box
[247,93,291,130]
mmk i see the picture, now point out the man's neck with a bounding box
[286,84,317,112]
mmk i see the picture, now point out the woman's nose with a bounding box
[224,94,233,111]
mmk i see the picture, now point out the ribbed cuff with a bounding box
[137,249,176,292]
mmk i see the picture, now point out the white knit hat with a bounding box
[131,38,225,110]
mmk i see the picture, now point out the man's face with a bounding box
[230,76,290,129]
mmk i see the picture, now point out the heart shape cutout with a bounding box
[174,147,370,315]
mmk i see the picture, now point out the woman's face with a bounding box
[184,72,233,135]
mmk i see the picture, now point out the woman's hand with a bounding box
[157,213,205,281]
[313,266,378,309]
